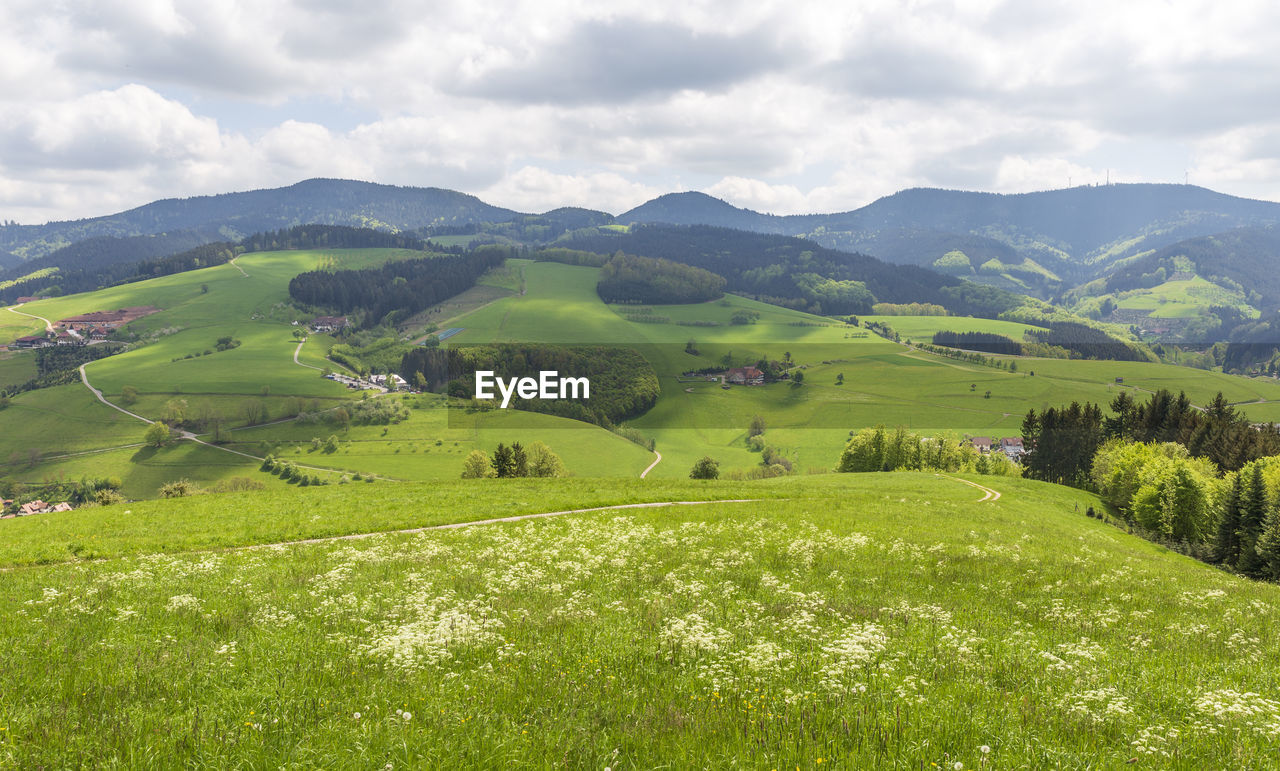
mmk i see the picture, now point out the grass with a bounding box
[11,255,1280,494]
[227,395,655,481]
[0,349,36,390]
[858,314,1050,341]
[2,472,1278,766]
[0,307,46,344]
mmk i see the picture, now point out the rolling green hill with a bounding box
[1,473,1277,766]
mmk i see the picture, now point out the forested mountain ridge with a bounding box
[621,184,1280,295]
[0,179,521,262]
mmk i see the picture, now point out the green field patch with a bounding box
[1,474,1278,766]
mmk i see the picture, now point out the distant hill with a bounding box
[0,179,522,262]
[558,223,1023,317]
[620,191,787,232]
[620,184,1280,296]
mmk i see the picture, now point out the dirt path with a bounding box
[293,338,322,370]
[228,257,249,277]
[7,304,54,332]
[78,362,396,480]
[940,474,1002,502]
[242,498,764,551]
[640,450,662,479]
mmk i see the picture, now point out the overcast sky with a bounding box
[3,0,1280,224]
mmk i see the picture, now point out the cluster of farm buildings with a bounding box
[10,307,160,349]
[1,499,73,519]
[964,436,1025,461]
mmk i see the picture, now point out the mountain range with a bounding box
[6,178,1280,324]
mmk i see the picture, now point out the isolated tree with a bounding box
[748,415,766,438]
[462,450,493,479]
[835,373,844,385]
[323,435,339,454]
[145,422,171,447]
[120,385,139,406]
[690,456,720,480]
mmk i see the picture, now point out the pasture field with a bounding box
[11,254,1280,494]
[0,307,46,343]
[2,473,1278,766]
[1,442,285,501]
[447,261,1280,476]
[0,384,147,460]
[1111,276,1256,319]
[226,396,655,481]
[858,314,1050,341]
[0,349,36,390]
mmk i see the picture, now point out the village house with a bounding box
[725,366,765,385]
[999,437,1025,461]
[968,436,993,453]
[311,316,350,333]
[13,335,52,349]
[15,500,73,516]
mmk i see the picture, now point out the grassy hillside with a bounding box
[2,473,1277,766]
[443,261,1280,476]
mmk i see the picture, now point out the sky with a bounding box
[3,0,1280,224]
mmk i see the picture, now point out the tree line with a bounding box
[931,330,1023,355]
[596,252,725,305]
[288,247,504,328]
[400,343,660,426]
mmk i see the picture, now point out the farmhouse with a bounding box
[58,306,159,331]
[725,366,765,386]
[16,500,74,516]
[311,316,350,333]
[968,436,993,453]
[13,335,52,349]
[999,437,1025,461]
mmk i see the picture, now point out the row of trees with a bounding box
[461,441,565,478]
[931,330,1023,355]
[1021,390,1280,488]
[1092,441,1280,578]
[836,426,1022,476]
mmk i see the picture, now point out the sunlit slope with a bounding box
[1,473,1276,766]
[447,261,1280,475]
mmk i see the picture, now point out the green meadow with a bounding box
[2,473,1278,766]
[10,253,1280,493]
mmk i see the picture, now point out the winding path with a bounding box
[244,498,763,551]
[640,449,662,479]
[293,338,321,370]
[77,362,397,480]
[939,474,1002,502]
[7,304,54,332]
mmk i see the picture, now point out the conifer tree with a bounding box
[1255,507,1280,580]
[491,443,515,478]
[511,442,528,478]
[1236,463,1269,576]
[1214,473,1243,565]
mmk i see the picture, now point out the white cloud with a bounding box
[4,0,1280,223]
[480,167,661,214]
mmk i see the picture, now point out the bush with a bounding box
[690,456,720,480]
[158,479,202,498]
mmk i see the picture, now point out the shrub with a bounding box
[690,456,720,480]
